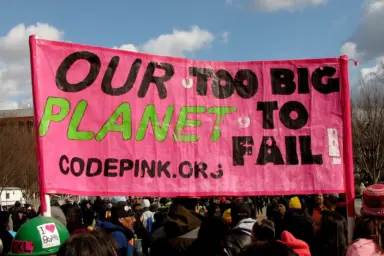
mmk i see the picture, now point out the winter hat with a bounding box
[279,231,310,256]
[111,203,135,220]
[231,202,251,219]
[289,197,302,209]
[223,208,232,224]
[361,184,384,216]
[277,198,288,209]
[141,199,151,208]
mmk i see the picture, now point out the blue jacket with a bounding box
[96,221,135,256]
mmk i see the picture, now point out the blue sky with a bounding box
[0,0,360,60]
[0,0,383,109]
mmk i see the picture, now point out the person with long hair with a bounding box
[347,184,384,256]
[313,210,348,256]
[57,230,117,256]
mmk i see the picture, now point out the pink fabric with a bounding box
[29,36,352,197]
[347,239,383,256]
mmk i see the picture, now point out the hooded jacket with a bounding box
[150,205,201,256]
[224,218,256,256]
[96,220,135,256]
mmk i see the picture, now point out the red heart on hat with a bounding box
[45,224,55,233]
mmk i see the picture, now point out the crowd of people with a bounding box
[0,184,383,256]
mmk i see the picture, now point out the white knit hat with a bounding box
[141,199,151,208]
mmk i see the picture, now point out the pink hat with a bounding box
[361,184,384,217]
[279,231,310,256]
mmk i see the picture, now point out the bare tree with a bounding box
[0,122,38,202]
[17,132,39,201]
[352,67,384,184]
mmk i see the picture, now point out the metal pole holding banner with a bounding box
[339,55,357,243]
[29,35,51,217]
[42,195,51,217]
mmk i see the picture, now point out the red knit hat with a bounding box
[361,184,384,217]
[279,231,310,256]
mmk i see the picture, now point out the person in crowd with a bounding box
[279,230,311,256]
[324,195,339,212]
[252,219,275,245]
[224,202,256,256]
[281,196,314,249]
[93,196,104,219]
[274,197,289,239]
[135,199,154,255]
[151,198,202,256]
[96,203,137,256]
[187,216,230,256]
[66,206,90,235]
[347,184,384,256]
[99,202,113,221]
[239,240,298,256]
[207,199,222,218]
[151,212,166,234]
[140,199,154,233]
[278,198,288,217]
[60,199,74,217]
[335,194,348,219]
[266,197,279,222]
[11,201,26,232]
[81,201,95,230]
[313,210,348,256]
[133,204,142,213]
[9,216,70,256]
[57,230,117,256]
[149,203,159,215]
[256,197,264,216]
[310,194,327,227]
[51,205,67,227]
[24,204,37,219]
[0,211,13,255]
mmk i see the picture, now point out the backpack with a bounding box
[146,215,153,233]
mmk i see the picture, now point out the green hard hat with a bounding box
[10,216,70,256]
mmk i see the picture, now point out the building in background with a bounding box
[0,109,34,133]
[0,187,26,207]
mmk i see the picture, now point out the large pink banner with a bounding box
[29,36,353,197]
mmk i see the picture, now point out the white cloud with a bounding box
[0,24,217,110]
[116,26,215,58]
[0,23,64,110]
[340,42,362,61]
[0,101,19,110]
[114,44,138,52]
[341,0,384,62]
[252,0,327,12]
[359,57,384,88]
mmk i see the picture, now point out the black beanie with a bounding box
[277,198,288,209]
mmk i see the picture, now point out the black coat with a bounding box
[282,208,314,249]
[224,219,255,256]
